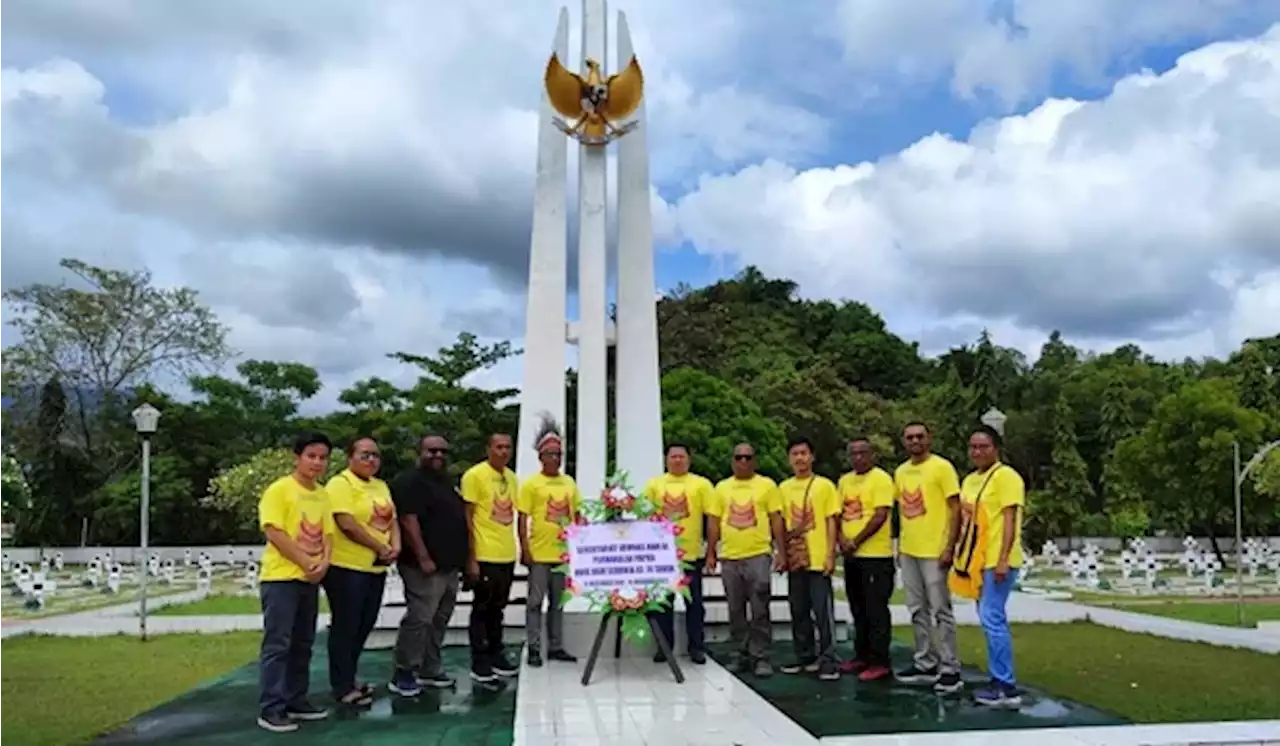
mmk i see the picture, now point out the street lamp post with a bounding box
[981,407,1008,437]
[131,403,161,641]
[1233,438,1279,628]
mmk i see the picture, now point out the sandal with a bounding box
[339,688,373,706]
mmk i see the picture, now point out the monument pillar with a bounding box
[520,0,662,658]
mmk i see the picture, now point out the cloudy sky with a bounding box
[3,0,1279,411]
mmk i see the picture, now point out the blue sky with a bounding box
[3,1,1280,409]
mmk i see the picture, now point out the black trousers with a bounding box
[258,580,319,717]
[322,566,387,695]
[844,556,895,667]
[468,561,514,661]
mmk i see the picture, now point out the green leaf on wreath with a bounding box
[621,612,650,641]
[680,586,692,600]
[552,564,568,574]
[559,589,575,608]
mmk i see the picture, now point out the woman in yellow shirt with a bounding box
[960,425,1026,709]
[323,436,400,707]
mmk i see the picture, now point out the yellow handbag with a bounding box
[948,467,1003,600]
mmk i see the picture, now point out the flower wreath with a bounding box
[552,470,695,641]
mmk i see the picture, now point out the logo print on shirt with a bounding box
[789,501,815,534]
[370,500,395,533]
[297,517,325,557]
[661,491,690,521]
[490,476,515,525]
[900,486,927,519]
[726,498,758,530]
[842,494,864,522]
[545,493,572,524]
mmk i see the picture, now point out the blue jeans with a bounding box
[650,558,705,654]
[322,566,386,696]
[978,568,1019,686]
[259,580,319,717]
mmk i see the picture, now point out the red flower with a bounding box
[671,524,686,536]
[676,548,687,560]
[676,575,691,589]
[557,528,568,541]
[574,514,589,525]
[648,514,663,523]
[559,552,571,563]
[565,577,578,592]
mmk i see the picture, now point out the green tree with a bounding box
[1040,394,1092,538]
[659,368,788,482]
[206,448,345,534]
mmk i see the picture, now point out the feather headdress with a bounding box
[533,411,563,453]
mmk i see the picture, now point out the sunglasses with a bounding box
[424,447,449,455]
[355,451,381,461]
[733,454,754,461]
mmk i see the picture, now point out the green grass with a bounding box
[1,632,259,746]
[153,593,330,616]
[1108,600,1280,627]
[895,622,1280,722]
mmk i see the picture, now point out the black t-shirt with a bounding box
[390,467,469,570]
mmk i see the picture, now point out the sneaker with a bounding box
[858,665,892,682]
[803,660,821,674]
[734,656,754,674]
[337,688,373,706]
[753,660,774,678]
[389,669,423,697]
[934,671,964,694]
[470,659,497,683]
[896,665,939,684]
[548,649,578,663]
[653,651,668,664]
[257,713,298,733]
[690,650,707,665]
[285,701,328,721]
[415,671,456,689]
[528,649,544,668]
[839,659,869,674]
[491,651,519,678]
[974,681,1022,708]
[779,659,812,675]
[817,661,840,681]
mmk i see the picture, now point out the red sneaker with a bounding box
[858,665,892,682]
[839,659,869,674]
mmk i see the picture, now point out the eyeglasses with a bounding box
[355,452,381,462]
[733,454,754,461]
[542,451,563,458]
[424,447,449,455]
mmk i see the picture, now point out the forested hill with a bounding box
[3,260,1278,550]
[650,267,1280,548]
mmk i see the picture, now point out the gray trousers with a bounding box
[722,554,773,662]
[526,562,566,652]
[393,562,459,676]
[899,554,959,674]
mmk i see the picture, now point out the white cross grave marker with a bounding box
[1066,551,1083,582]
[1143,555,1161,589]
[184,548,194,568]
[54,551,65,572]
[85,558,102,588]
[162,558,177,584]
[196,567,213,595]
[1,553,9,573]
[243,562,259,593]
[106,564,122,594]
[1204,556,1221,589]
[1041,540,1059,567]
[1117,550,1136,580]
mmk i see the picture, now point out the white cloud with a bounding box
[670,25,1280,359]
[832,0,1277,106]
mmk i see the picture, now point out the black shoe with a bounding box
[689,650,707,665]
[817,661,840,681]
[934,671,964,693]
[470,659,497,683]
[285,701,328,721]
[548,649,577,663]
[389,669,422,697]
[528,649,544,668]
[779,659,811,675]
[257,713,298,733]
[896,665,940,684]
[415,671,456,689]
[491,651,519,677]
[653,651,668,664]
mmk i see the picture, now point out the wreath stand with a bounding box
[580,611,685,686]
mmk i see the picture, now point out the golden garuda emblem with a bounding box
[544,53,644,146]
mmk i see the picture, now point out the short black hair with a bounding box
[488,433,513,445]
[903,421,931,434]
[848,435,872,446]
[974,425,1004,448]
[292,431,332,456]
[787,435,814,454]
[665,442,690,456]
[345,435,377,457]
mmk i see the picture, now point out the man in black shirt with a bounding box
[387,435,469,697]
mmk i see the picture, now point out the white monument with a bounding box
[515,0,663,495]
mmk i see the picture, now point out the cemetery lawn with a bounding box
[897,622,1280,722]
[1,632,259,746]
[153,593,330,615]
[1108,599,1280,627]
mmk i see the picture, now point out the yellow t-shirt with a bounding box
[894,455,961,559]
[644,472,714,559]
[960,463,1026,569]
[778,475,840,572]
[326,470,396,574]
[517,472,582,564]
[258,475,336,582]
[708,475,782,560]
[461,462,519,563]
[837,467,896,558]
